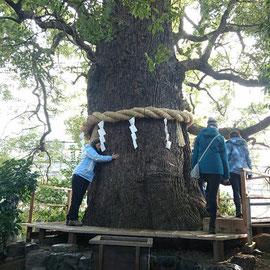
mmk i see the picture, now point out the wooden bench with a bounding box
[89,235,153,270]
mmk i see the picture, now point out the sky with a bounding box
[0,67,87,142]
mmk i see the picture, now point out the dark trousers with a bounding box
[230,172,242,215]
[200,174,222,214]
[67,174,89,221]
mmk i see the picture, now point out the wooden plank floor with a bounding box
[22,221,249,262]
[251,217,270,223]
[22,222,247,241]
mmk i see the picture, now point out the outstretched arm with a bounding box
[86,147,116,162]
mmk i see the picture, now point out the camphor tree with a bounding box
[1,0,270,230]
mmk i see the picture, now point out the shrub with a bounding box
[219,191,235,216]
[0,158,38,254]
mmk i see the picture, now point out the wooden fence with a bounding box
[28,185,72,223]
[240,168,270,244]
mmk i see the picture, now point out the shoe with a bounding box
[221,179,230,186]
[67,220,83,226]
[235,213,243,218]
[209,228,216,234]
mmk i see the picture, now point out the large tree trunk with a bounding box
[82,1,206,230]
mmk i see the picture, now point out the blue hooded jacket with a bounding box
[191,127,230,178]
[73,144,112,182]
[226,137,252,175]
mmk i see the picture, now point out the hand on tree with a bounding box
[112,153,119,159]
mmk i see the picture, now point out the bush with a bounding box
[0,158,38,254]
[219,191,235,216]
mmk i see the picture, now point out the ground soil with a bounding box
[152,237,270,269]
[176,249,270,269]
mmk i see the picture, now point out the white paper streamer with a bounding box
[164,118,172,149]
[129,117,138,149]
[98,121,106,152]
[79,132,85,151]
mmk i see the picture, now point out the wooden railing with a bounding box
[28,185,72,223]
[240,168,270,244]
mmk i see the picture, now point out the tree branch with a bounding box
[188,115,270,142]
[201,0,239,62]
[173,0,254,44]
[34,73,52,151]
[3,0,97,62]
[186,81,226,116]
[248,138,270,148]
[182,60,264,87]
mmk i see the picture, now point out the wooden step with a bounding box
[203,217,246,233]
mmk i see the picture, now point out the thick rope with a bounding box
[81,107,193,141]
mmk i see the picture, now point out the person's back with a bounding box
[191,117,229,234]
[226,130,252,218]
[226,136,252,175]
[192,127,229,176]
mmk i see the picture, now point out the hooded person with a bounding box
[226,130,252,218]
[191,117,230,234]
[66,138,119,226]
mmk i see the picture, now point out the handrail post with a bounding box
[240,169,247,225]
[217,187,221,216]
[67,190,72,213]
[246,196,252,244]
[28,191,35,223]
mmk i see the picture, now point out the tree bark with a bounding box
[82,1,206,230]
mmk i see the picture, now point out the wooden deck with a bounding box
[251,217,270,224]
[22,221,247,261]
[22,221,247,241]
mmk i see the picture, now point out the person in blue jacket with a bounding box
[66,139,119,226]
[226,130,252,218]
[191,117,230,234]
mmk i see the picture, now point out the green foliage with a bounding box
[28,177,71,223]
[259,63,270,103]
[76,1,115,43]
[145,44,171,72]
[123,0,184,35]
[0,133,40,162]
[232,102,270,130]
[219,191,235,216]
[60,147,81,180]
[123,0,153,20]
[0,158,38,254]
[65,115,85,145]
[0,83,12,101]
[19,147,81,224]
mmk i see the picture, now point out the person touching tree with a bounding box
[67,139,119,226]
